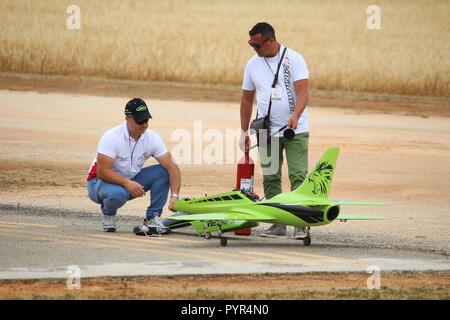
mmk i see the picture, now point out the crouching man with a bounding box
[86,98,181,234]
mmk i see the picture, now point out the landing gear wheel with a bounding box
[220,238,228,247]
[303,236,311,246]
[205,232,211,240]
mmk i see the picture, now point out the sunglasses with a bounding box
[248,36,271,49]
[135,118,149,125]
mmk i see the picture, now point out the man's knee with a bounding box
[155,164,169,183]
[102,186,129,207]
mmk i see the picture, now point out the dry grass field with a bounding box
[0,0,448,96]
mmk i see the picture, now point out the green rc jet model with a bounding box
[168,147,385,247]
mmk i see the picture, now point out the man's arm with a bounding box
[96,153,145,198]
[156,152,181,211]
[287,79,309,129]
[240,89,255,150]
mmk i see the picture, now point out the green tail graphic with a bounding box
[294,147,339,198]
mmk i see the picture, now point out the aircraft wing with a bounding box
[168,212,275,222]
[337,214,386,220]
[334,201,387,206]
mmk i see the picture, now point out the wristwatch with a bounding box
[171,193,179,199]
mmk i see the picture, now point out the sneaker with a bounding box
[260,224,286,238]
[150,216,171,234]
[293,226,307,239]
[102,215,116,232]
[133,217,170,236]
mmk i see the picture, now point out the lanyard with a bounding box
[263,47,287,119]
[129,137,139,165]
[263,46,280,76]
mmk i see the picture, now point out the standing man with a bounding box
[240,22,310,238]
[86,98,181,234]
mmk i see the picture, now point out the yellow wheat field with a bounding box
[0,0,448,96]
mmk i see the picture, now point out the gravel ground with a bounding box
[1,203,448,257]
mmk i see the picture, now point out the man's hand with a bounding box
[125,180,145,198]
[168,196,178,212]
[239,132,250,152]
[287,114,300,130]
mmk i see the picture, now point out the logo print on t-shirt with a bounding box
[283,57,295,114]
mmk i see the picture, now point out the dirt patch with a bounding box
[0,160,86,189]
[1,73,449,117]
[1,271,449,300]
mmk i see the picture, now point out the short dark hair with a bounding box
[249,22,276,40]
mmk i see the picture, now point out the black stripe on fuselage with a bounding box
[164,221,192,230]
[259,203,324,224]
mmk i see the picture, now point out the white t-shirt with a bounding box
[242,45,309,136]
[87,122,168,180]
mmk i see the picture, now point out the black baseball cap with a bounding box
[124,98,152,122]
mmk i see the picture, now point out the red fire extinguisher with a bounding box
[234,144,254,236]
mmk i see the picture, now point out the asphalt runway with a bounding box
[0,205,448,280]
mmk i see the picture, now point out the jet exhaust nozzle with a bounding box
[326,205,340,222]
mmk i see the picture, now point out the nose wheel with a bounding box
[203,223,228,246]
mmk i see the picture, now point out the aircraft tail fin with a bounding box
[294,147,339,198]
